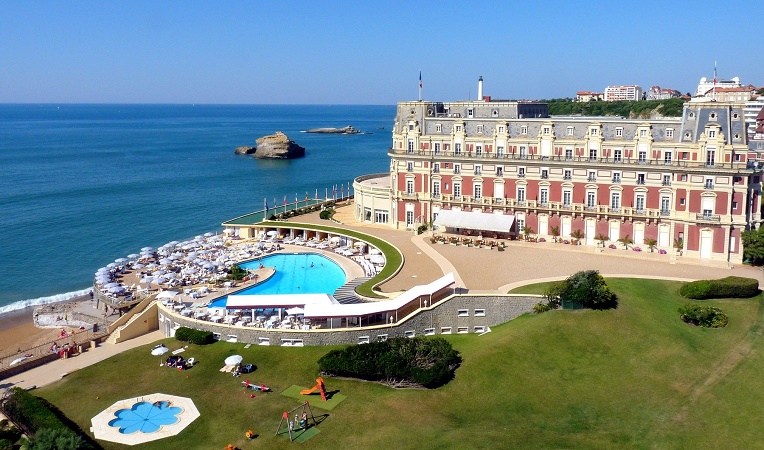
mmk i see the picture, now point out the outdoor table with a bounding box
[181,308,193,316]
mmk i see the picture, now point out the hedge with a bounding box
[318,337,461,389]
[0,388,93,449]
[174,327,215,345]
[679,276,760,300]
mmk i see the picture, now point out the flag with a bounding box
[419,70,422,89]
[283,195,287,206]
[315,188,318,199]
[264,198,268,212]
[296,193,299,204]
[341,186,344,198]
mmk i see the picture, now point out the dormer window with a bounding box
[498,126,505,133]
[543,127,550,135]
[615,127,623,137]
[591,128,598,136]
[477,125,484,134]
[408,124,414,131]
[521,125,528,135]
[666,128,674,139]
[640,129,647,137]
[435,124,442,132]
[567,126,574,135]
[708,130,716,139]
[455,125,462,132]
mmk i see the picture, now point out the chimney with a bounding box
[478,76,483,101]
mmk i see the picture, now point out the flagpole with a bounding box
[713,61,717,101]
[418,70,422,102]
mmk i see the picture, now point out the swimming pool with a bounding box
[208,253,345,308]
[108,401,182,434]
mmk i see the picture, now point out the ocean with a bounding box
[0,104,395,314]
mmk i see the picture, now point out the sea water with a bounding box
[0,104,394,313]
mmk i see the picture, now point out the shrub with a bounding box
[318,337,461,389]
[679,276,760,300]
[678,303,728,328]
[555,270,618,310]
[533,302,552,314]
[0,388,93,449]
[319,209,335,220]
[416,224,428,235]
[174,327,215,345]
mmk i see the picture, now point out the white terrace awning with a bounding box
[434,210,515,233]
[225,293,334,309]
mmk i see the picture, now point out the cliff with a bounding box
[252,132,306,159]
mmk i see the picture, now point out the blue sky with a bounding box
[1,1,760,104]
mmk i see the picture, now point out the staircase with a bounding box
[333,277,371,304]
[105,301,159,344]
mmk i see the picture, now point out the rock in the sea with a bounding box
[305,125,363,134]
[253,132,306,159]
[234,146,257,155]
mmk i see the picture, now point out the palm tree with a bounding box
[571,229,584,245]
[550,226,560,243]
[673,238,684,254]
[596,233,609,248]
[522,226,535,241]
[618,234,633,249]
[646,238,657,252]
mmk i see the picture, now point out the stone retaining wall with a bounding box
[159,294,540,347]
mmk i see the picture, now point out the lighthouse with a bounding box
[477,76,483,101]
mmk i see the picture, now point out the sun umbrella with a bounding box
[107,262,118,269]
[127,253,140,259]
[329,236,341,243]
[115,257,128,264]
[104,282,120,288]
[286,307,305,315]
[370,255,385,264]
[369,248,381,255]
[156,290,178,300]
[204,232,214,237]
[132,263,145,269]
[151,345,169,366]
[224,355,243,366]
[223,228,234,234]
[10,356,30,366]
[140,276,154,284]
[141,247,154,252]
[159,258,173,265]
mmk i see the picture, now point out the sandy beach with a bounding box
[0,295,92,359]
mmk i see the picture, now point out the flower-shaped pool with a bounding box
[108,401,182,434]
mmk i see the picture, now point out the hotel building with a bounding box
[354,81,763,265]
[604,85,643,101]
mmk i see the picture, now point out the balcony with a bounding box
[587,176,596,182]
[704,182,714,189]
[400,191,418,200]
[662,180,671,186]
[660,209,670,216]
[563,175,572,180]
[612,177,621,184]
[518,173,526,178]
[696,213,721,223]
[609,207,621,213]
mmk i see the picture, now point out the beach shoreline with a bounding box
[0,294,93,358]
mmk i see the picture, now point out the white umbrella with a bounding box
[156,290,178,300]
[286,307,305,315]
[159,258,173,265]
[329,236,341,243]
[107,262,118,269]
[141,247,154,252]
[10,356,30,366]
[141,276,155,284]
[370,255,385,264]
[127,253,140,259]
[353,242,365,247]
[132,263,145,269]
[223,228,234,234]
[204,232,214,237]
[151,345,169,366]
[266,230,278,237]
[104,282,120,288]
[183,268,198,275]
[224,355,243,366]
[369,248,381,255]
[115,257,128,264]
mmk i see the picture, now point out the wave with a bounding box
[0,288,92,316]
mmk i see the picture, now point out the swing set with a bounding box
[275,401,317,441]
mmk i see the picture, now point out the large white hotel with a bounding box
[354,78,763,265]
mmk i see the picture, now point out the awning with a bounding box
[434,210,515,233]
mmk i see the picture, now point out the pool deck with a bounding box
[91,392,200,446]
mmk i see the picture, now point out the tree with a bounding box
[646,238,657,252]
[742,227,764,265]
[570,229,584,245]
[557,270,618,310]
[673,238,684,254]
[522,226,535,241]
[617,234,633,249]
[596,233,609,248]
[550,226,560,243]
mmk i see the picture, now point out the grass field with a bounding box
[34,278,764,449]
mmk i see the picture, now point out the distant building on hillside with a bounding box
[695,76,743,97]
[576,91,604,102]
[698,86,757,103]
[604,85,643,101]
[646,86,681,100]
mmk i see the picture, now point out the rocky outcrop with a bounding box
[305,125,364,134]
[234,146,256,155]
[253,132,306,159]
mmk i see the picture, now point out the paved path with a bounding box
[0,331,163,394]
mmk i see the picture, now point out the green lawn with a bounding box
[35,278,764,449]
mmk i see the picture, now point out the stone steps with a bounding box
[333,277,372,304]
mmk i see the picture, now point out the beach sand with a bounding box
[0,295,92,358]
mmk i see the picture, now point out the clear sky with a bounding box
[1,0,761,104]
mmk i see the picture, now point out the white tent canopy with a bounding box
[225,293,334,309]
[434,210,515,233]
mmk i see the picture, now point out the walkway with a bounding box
[0,331,163,394]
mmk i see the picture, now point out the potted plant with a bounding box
[550,226,560,243]
[596,233,609,248]
[646,238,657,253]
[571,229,584,245]
[673,238,683,255]
[617,234,633,250]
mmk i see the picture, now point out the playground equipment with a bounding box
[299,377,327,401]
[275,401,316,441]
[242,380,271,392]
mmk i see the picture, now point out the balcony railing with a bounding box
[389,148,756,171]
[696,213,721,223]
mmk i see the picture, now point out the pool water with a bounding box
[109,401,182,434]
[209,253,345,308]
